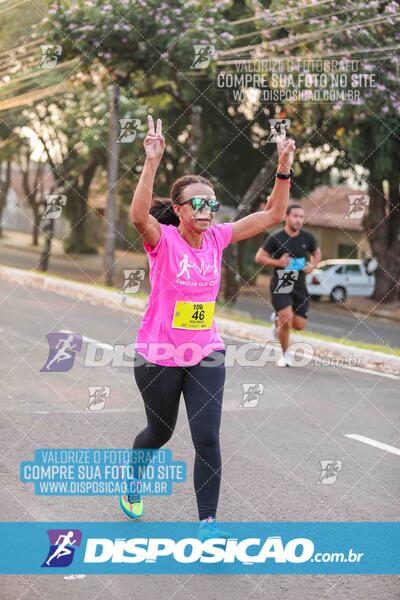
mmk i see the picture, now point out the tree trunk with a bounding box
[0,158,12,238]
[364,175,400,303]
[387,174,400,302]
[221,242,241,305]
[37,218,54,272]
[104,83,120,285]
[223,159,276,304]
[64,160,98,254]
[64,186,92,254]
[32,206,41,246]
[189,105,203,172]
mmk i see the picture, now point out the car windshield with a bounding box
[318,262,362,272]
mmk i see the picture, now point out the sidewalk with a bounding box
[1,228,400,322]
[0,228,148,290]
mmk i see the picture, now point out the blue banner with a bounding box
[0,522,399,574]
[20,448,186,496]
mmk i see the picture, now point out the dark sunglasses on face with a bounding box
[177,196,220,212]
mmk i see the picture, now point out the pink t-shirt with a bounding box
[135,222,233,366]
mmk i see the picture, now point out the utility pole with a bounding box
[104,83,120,287]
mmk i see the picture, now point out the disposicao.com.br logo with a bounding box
[1,522,397,575]
[84,534,316,565]
[41,529,82,567]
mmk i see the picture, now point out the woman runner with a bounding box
[120,115,295,538]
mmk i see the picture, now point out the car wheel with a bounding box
[330,286,347,303]
[311,295,321,301]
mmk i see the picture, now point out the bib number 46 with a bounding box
[192,304,205,321]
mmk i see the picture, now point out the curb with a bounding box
[1,265,399,377]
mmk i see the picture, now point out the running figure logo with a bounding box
[177,253,219,280]
[86,386,110,411]
[43,194,67,219]
[41,529,82,567]
[190,44,215,69]
[40,332,82,372]
[118,119,141,143]
[121,269,145,293]
[239,383,265,408]
[317,460,342,485]
[347,194,369,219]
[267,119,291,143]
[40,45,62,69]
[274,270,299,294]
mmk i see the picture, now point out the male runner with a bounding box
[255,204,321,367]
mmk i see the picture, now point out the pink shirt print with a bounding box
[135,222,233,366]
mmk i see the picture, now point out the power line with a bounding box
[0,39,45,71]
[229,0,338,25]
[0,58,79,86]
[0,82,68,111]
[216,44,400,66]
[219,13,400,57]
[0,0,29,14]
[230,0,389,42]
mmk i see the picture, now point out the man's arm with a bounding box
[303,247,321,274]
[255,247,291,268]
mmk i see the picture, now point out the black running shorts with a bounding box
[270,278,310,318]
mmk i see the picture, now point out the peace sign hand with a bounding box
[144,115,165,162]
[277,138,296,174]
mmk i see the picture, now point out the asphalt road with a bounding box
[1,279,399,599]
[235,294,400,349]
[1,242,399,349]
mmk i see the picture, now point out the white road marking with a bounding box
[338,364,400,380]
[59,329,114,350]
[27,409,138,414]
[345,434,400,457]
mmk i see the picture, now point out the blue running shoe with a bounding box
[198,516,231,542]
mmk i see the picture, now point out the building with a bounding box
[292,186,370,259]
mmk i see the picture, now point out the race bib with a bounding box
[172,301,215,330]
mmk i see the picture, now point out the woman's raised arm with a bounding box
[230,138,296,244]
[130,115,165,248]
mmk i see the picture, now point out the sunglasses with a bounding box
[177,196,220,212]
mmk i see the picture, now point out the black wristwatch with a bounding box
[276,168,293,180]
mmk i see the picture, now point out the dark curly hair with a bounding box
[150,175,214,227]
[149,196,179,226]
[170,174,214,205]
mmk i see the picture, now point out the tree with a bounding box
[16,141,46,245]
[256,0,400,302]
[0,116,24,238]
[25,83,110,253]
[44,0,282,291]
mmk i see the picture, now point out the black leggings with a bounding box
[132,350,226,520]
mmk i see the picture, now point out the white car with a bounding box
[306,259,376,303]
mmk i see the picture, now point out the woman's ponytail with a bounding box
[150,196,179,226]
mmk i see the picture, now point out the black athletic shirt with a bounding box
[262,229,318,287]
